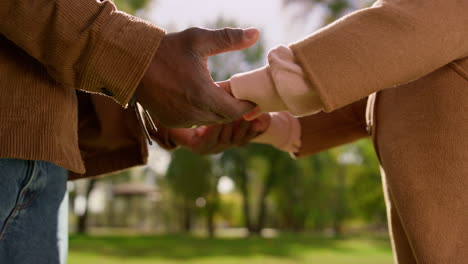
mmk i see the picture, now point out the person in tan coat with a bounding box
[169,0,468,263]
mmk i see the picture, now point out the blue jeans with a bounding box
[0,159,68,264]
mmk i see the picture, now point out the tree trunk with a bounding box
[182,198,192,232]
[77,179,97,234]
[239,173,253,235]
[333,168,346,237]
[207,208,215,238]
[252,187,268,235]
[252,169,277,236]
[206,191,219,238]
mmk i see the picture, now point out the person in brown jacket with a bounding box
[0,0,261,262]
[168,0,468,263]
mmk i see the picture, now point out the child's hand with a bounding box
[217,80,263,121]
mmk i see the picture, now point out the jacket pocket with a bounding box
[0,161,37,240]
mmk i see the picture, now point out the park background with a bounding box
[69,0,394,263]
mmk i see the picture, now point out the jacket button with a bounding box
[100,88,114,97]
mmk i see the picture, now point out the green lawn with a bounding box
[69,233,394,264]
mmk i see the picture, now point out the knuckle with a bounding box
[224,116,237,124]
[215,28,235,48]
[184,27,204,38]
[222,107,242,120]
[182,27,206,47]
[231,109,245,120]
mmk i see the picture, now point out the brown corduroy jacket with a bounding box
[0,0,176,179]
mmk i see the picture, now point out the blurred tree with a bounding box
[283,0,374,25]
[272,151,336,233]
[221,144,297,236]
[247,144,289,235]
[204,157,224,237]
[114,0,152,15]
[220,149,254,233]
[76,179,97,234]
[166,148,213,232]
[304,152,342,232]
[283,0,351,24]
[345,140,386,226]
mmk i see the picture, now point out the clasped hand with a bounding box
[135,27,271,154]
[136,27,260,128]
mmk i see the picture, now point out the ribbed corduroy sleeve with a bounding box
[0,0,165,106]
[290,0,468,112]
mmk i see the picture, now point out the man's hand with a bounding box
[168,114,271,155]
[217,80,262,121]
[135,27,259,128]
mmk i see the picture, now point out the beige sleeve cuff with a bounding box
[230,46,323,116]
[81,11,165,106]
[252,112,301,154]
[230,66,288,113]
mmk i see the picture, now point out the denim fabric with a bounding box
[0,159,68,264]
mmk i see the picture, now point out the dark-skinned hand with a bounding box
[167,114,271,155]
[135,27,259,128]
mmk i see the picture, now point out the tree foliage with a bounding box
[114,0,151,14]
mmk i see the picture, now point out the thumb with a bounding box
[202,28,260,56]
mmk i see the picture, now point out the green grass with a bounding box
[69,234,394,264]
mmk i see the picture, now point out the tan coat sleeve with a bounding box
[0,0,165,106]
[291,0,468,112]
[296,98,368,158]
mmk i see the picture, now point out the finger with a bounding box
[195,126,209,137]
[216,80,232,96]
[232,120,251,146]
[209,82,256,122]
[194,125,223,154]
[219,122,234,146]
[168,128,198,146]
[199,28,260,56]
[251,113,272,132]
[182,108,231,128]
[207,123,235,154]
[242,129,261,146]
[243,106,262,121]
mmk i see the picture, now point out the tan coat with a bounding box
[291,0,468,263]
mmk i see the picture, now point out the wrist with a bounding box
[146,118,178,150]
